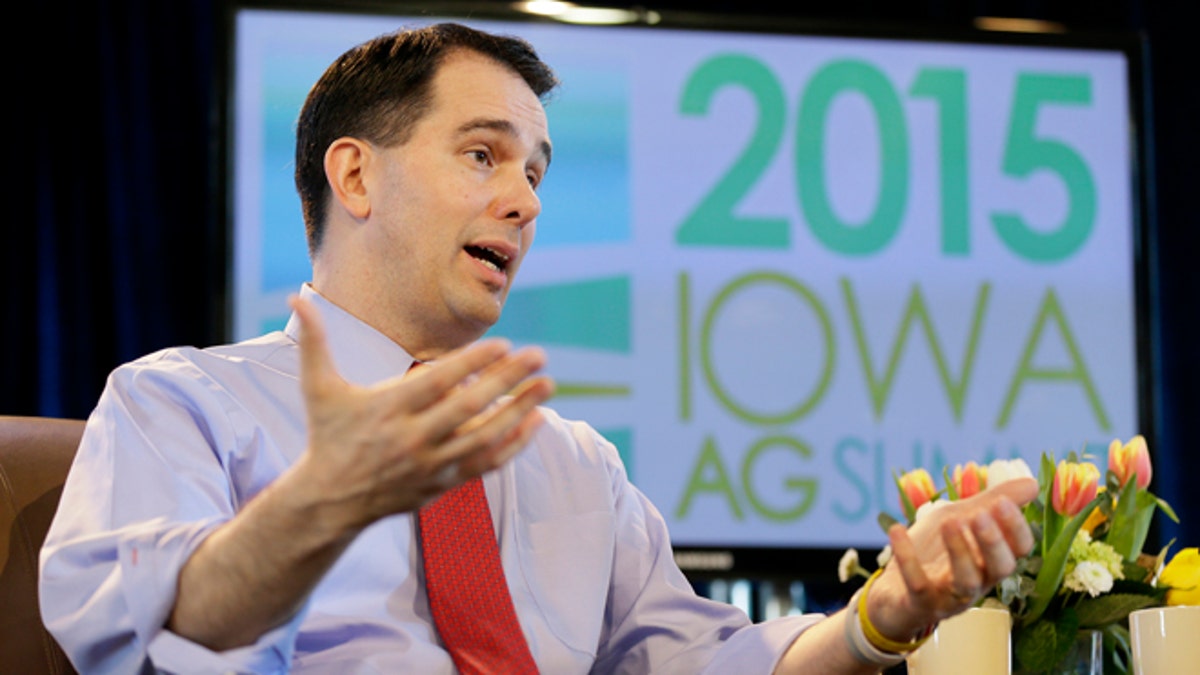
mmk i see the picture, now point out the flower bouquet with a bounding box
[838,435,1197,674]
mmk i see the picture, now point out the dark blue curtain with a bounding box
[10,0,221,418]
[9,0,1197,548]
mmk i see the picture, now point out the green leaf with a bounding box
[1026,492,1106,623]
[1039,453,1063,547]
[1050,609,1082,667]
[942,466,959,501]
[1106,481,1158,562]
[894,469,917,523]
[1014,618,1060,672]
[1156,495,1179,523]
[877,510,900,534]
[1038,453,1057,497]
[1103,623,1132,674]
[1074,593,1159,628]
[1014,610,1084,673]
[1122,559,1149,583]
[1110,578,1168,603]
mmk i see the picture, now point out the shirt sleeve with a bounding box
[584,424,826,674]
[38,353,305,674]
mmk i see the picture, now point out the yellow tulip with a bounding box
[1109,434,1153,490]
[898,468,937,512]
[1052,460,1101,517]
[1160,547,1200,606]
[953,461,988,499]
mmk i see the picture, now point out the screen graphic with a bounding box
[231,9,1141,554]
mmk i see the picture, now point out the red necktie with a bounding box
[418,476,539,674]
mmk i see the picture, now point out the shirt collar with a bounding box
[283,283,419,387]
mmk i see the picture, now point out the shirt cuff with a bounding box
[117,517,304,673]
[146,621,302,675]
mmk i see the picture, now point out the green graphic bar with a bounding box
[553,382,631,398]
[597,427,634,480]
[490,275,632,353]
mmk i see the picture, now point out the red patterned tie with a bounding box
[418,476,539,674]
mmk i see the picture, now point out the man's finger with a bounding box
[484,407,547,469]
[985,477,1039,508]
[431,375,555,468]
[290,295,341,399]
[992,497,1036,558]
[381,338,516,411]
[942,519,983,602]
[887,523,932,599]
[971,509,1018,584]
[417,381,552,493]
[418,347,548,440]
[459,403,549,478]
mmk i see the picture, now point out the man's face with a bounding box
[364,50,551,352]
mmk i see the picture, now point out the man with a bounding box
[40,23,1036,673]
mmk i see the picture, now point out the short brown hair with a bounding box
[293,23,559,255]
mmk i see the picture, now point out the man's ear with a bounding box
[324,137,373,220]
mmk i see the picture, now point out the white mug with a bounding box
[1129,605,1200,675]
[906,607,1011,675]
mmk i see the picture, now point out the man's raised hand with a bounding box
[289,294,556,530]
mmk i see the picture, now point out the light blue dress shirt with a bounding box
[39,284,822,673]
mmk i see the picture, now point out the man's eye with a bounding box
[470,149,491,164]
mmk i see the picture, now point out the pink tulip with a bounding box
[898,468,937,512]
[1108,434,1152,490]
[1051,460,1101,517]
[953,461,988,499]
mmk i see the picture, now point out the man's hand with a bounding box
[866,478,1038,640]
[289,294,556,531]
[167,297,555,649]
[773,478,1037,675]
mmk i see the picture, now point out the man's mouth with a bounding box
[464,245,511,274]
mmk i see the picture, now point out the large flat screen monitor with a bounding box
[226,2,1150,580]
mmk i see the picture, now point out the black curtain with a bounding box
[10,0,222,418]
[9,0,1197,547]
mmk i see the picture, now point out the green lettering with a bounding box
[675,436,745,520]
[991,73,1095,262]
[796,60,908,256]
[842,278,990,422]
[996,288,1110,429]
[742,435,818,522]
[833,437,872,522]
[677,54,789,248]
[679,271,692,421]
[909,67,970,256]
[700,272,835,425]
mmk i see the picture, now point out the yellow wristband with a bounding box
[857,568,936,653]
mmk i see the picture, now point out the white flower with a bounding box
[876,545,893,568]
[1069,529,1125,580]
[986,458,1035,488]
[838,548,860,582]
[1064,560,1115,597]
[915,498,950,522]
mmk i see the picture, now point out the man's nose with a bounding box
[494,169,541,228]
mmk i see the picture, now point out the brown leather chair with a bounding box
[0,416,84,674]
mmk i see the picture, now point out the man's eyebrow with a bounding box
[456,117,552,167]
